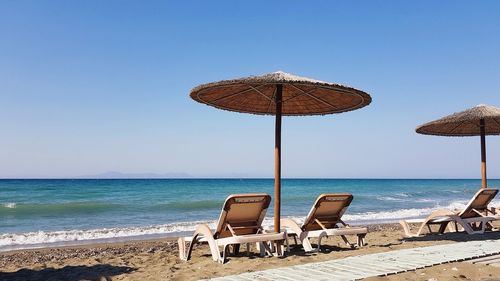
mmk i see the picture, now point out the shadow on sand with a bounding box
[207,242,357,263]
[401,230,500,243]
[0,264,135,281]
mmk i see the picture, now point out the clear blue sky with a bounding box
[1,1,499,178]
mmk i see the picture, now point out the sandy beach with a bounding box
[1,223,499,281]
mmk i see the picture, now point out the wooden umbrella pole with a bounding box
[274,84,283,233]
[480,118,487,189]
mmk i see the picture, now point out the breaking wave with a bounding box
[2,203,16,209]
[3,199,498,251]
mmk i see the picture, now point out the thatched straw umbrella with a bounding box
[190,71,371,232]
[416,104,500,189]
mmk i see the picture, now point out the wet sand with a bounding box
[1,223,500,280]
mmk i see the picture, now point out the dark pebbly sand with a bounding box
[1,223,500,281]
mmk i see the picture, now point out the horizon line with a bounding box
[0,177,498,180]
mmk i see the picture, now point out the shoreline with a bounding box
[2,223,407,254]
[0,222,393,254]
[0,234,180,255]
[2,222,500,280]
[0,218,422,253]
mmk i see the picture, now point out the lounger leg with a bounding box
[448,216,477,234]
[317,232,327,252]
[299,233,315,252]
[178,237,186,260]
[184,233,200,261]
[257,242,265,256]
[275,241,284,257]
[403,209,457,237]
[427,224,433,233]
[481,221,487,233]
[233,244,240,255]
[438,222,449,234]
[418,222,433,236]
[448,215,495,235]
[340,235,353,248]
[261,241,274,256]
[284,233,290,253]
[399,220,417,237]
[269,241,275,253]
[185,224,220,262]
[281,218,309,251]
[447,222,457,233]
[357,234,366,247]
[476,218,494,234]
[220,244,230,264]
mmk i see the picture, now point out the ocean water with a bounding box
[1,179,499,251]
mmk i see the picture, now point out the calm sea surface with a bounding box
[1,179,498,250]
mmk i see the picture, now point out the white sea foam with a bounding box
[2,202,16,208]
[414,198,439,203]
[376,196,404,201]
[1,200,499,250]
[396,192,411,198]
[376,196,439,204]
[0,220,218,248]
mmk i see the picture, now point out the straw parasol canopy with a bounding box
[416,104,500,188]
[190,71,371,232]
[191,71,371,116]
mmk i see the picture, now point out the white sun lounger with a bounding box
[280,193,368,252]
[400,188,499,237]
[178,193,286,263]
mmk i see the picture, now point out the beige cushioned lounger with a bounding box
[400,188,499,237]
[281,193,368,252]
[178,193,286,263]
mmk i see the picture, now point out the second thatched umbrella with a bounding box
[190,71,371,232]
[416,104,500,189]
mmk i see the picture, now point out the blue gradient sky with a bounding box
[1,1,499,178]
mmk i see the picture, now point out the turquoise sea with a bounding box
[1,179,499,251]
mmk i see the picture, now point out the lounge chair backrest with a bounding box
[458,188,498,218]
[214,193,271,239]
[301,193,353,231]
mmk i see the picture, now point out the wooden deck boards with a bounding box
[206,239,500,281]
[468,253,500,267]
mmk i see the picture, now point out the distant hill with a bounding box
[79,171,192,179]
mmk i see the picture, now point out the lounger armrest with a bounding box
[280,217,299,226]
[280,218,303,235]
[429,209,456,217]
[400,209,454,225]
[459,216,496,223]
[215,232,286,246]
[324,226,368,236]
[403,218,425,224]
[400,209,456,238]
[179,224,219,262]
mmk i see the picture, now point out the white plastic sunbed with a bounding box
[178,193,286,263]
[400,188,499,237]
[281,193,368,252]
